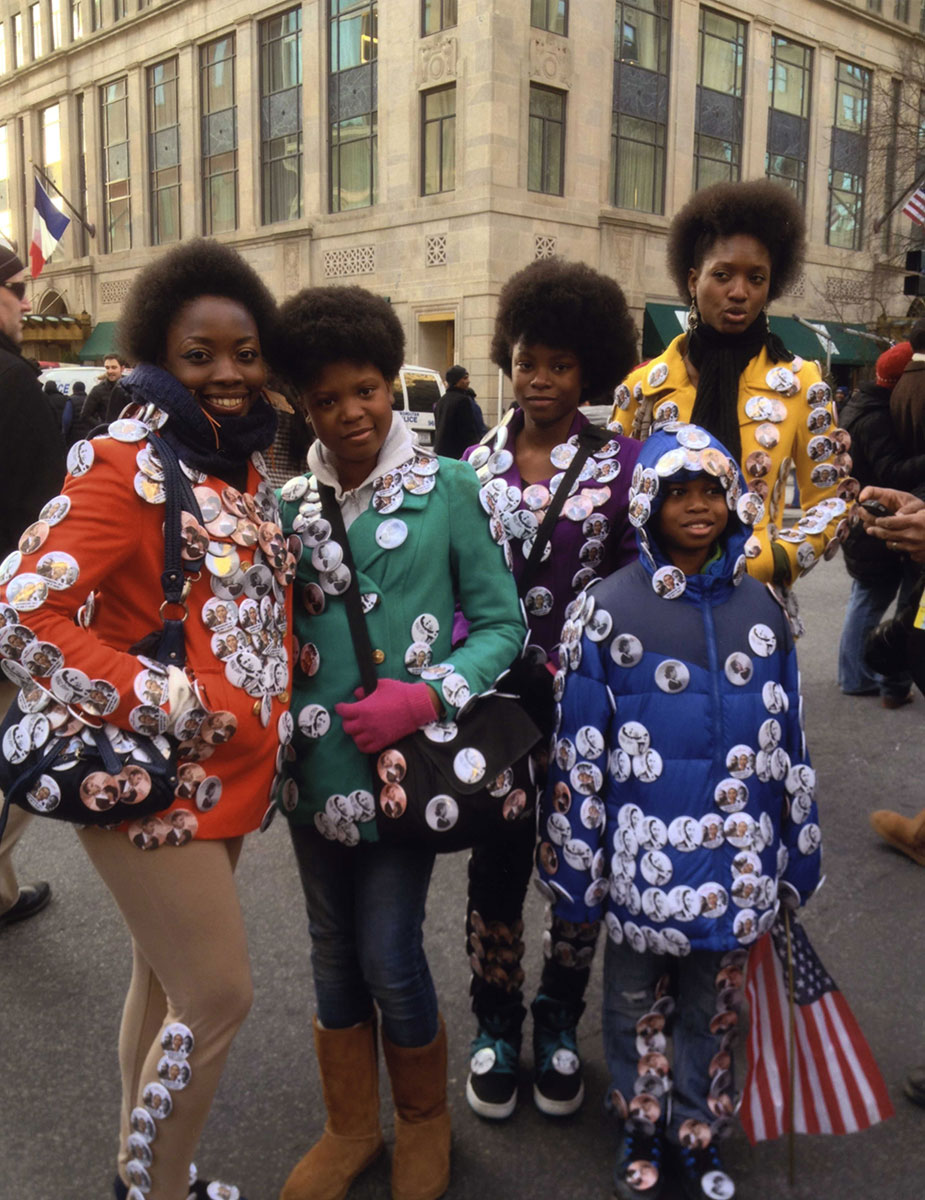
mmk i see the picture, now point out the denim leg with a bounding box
[602,939,672,1122]
[289,825,439,1048]
[837,574,901,695]
[353,838,439,1048]
[669,950,737,1141]
[289,824,377,1031]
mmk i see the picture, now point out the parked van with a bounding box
[38,364,106,395]
[391,364,444,445]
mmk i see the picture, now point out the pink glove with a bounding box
[335,679,439,753]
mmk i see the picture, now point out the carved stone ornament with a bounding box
[529,34,570,88]
[419,36,457,87]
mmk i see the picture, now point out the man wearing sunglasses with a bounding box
[0,235,66,933]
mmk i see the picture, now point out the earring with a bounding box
[687,297,701,333]
[763,308,771,336]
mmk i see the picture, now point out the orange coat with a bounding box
[0,429,293,843]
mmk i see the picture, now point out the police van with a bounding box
[391,364,444,445]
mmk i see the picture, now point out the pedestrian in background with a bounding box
[433,363,487,458]
[838,341,925,707]
[0,234,64,934]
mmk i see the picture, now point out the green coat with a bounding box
[278,454,525,840]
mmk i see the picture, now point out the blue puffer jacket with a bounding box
[536,425,822,957]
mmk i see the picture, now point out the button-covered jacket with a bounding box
[537,426,822,957]
[615,335,852,585]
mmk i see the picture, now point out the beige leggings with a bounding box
[78,828,253,1200]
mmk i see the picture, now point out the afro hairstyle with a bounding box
[276,286,405,392]
[117,239,279,366]
[490,258,638,398]
[666,179,806,303]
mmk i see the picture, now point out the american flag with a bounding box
[740,912,893,1143]
[902,185,925,227]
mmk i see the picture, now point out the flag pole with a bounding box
[784,908,797,1187]
[30,162,96,238]
[873,170,925,234]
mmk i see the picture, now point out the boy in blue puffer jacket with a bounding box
[536,423,824,1200]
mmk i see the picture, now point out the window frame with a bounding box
[421,83,456,195]
[527,82,566,196]
[530,0,568,36]
[147,56,181,246]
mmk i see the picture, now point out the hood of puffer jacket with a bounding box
[626,424,756,603]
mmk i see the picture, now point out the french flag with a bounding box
[30,177,70,278]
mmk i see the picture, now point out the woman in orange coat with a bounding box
[0,240,291,1200]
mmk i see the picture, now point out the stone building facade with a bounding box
[1,0,923,409]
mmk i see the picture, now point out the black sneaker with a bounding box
[532,993,585,1116]
[465,1020,521,1119]
[675,1138,736,1200]
[613,1125,666,1200]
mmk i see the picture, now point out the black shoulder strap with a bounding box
[149,434,203,669]
[318,484,379,697]
[519,423,610,597]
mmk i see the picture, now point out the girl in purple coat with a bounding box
[461,258,640,1121]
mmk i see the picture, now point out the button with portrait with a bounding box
[297,704,330,739]
[698,882,728,918]
[652,565,686,599]
[700,815,725,849]
[724,653,753,686]
[570,760,603,795]
[667,815,702,852]
[668,885,700,923]
[453,746,486,784]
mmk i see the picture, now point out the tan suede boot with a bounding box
[870,808,925,866]
[280,1017,385,1200]
[382,1017,451,1200]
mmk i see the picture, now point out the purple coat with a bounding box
[461,408,640,664]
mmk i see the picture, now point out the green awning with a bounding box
[642,303,881,367]
[78,321,119,361]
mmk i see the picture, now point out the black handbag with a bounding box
[0,430,200,840]
[318,484,543,852]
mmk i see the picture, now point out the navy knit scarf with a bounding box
[123,363,278,484]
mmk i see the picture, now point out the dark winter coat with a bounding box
[0,332,67,558]
[434,386,487,459]
[839,382,925,582]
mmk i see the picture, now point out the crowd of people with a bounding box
[0,175,921,1200]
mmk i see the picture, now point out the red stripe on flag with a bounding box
[819,997,872,1132]
[824,992,895,1126]
[799,1003,845,1133]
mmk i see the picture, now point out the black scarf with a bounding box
[686,319,792,466]
[123,363,278,489]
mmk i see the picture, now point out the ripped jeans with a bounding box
[603,938,742,1143]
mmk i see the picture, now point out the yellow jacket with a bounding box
[614,333,852,584]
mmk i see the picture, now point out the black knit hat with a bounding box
[446,364,468,386]
[0,234,24,284]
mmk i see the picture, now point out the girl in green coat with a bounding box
[274,286,524,1200]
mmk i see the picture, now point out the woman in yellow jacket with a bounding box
[616,180,854,596]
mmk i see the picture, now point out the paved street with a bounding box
[1,557,923,1200]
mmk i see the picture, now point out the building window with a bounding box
[260,7,302,225]
[92,0,102,29]
[0,125,11,242]
[51,0,62,49]
[531,0,568,35]
[528,84,565,195]
[12,13,22,68]
[765,35,811,204]
[422,85,455,194]
[30,3,43,58]
[41,103,66,261]
[422,0,456,35]
[896,0,910,20]
[329,1,378,213]
[827,59,870,250]
[611,0,670,214]
[101,77,131,252]
[866,0,882,11]
[114,0,126,18]
[0,24,6,74]
[71,2,83,39]
[76,91,88,256]
[200,36,238,233]
[694,7,746,190]
[148,57,180,245]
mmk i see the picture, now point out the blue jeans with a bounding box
[289,825,439,1048]
[837,569,918,698]
[603,938,738,1141]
